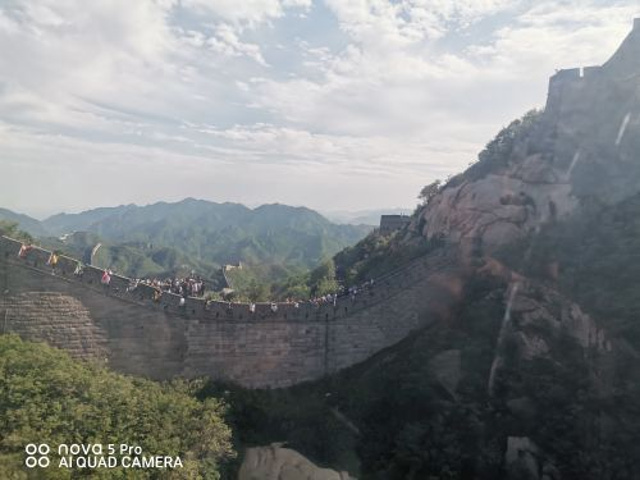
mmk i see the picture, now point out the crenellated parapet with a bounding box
[545,65,603,114]
[0,235,439,324]
[546,19,640,115]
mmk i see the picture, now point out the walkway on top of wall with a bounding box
[0,235,453,324]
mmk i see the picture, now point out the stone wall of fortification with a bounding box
[545,18,640,115]
[0,236,462,387]
[545,65,604,115]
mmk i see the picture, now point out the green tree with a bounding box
[309,258,339,296]
[418,180,441,206]
[0,220,33,243]
[0,335,234,479]
[246,279,271,302]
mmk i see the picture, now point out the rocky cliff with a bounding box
[403,20,640,479]
[419,19,640,254]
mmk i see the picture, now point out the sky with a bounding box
[0,0,639,219]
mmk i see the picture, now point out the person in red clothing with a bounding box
[18,244,33,259]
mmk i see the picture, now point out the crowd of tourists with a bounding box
[307,278,375,306]
[222,277,378,315]
[134,276,207,298]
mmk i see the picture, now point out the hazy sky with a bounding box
[1,0,638,218]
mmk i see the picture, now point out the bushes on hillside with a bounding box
[0,335,234,479]
[465,110,543,181]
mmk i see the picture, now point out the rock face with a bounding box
[421,166,576,251]
[487,279,612,396]
[238,445,354,480]
[508,281,611,357]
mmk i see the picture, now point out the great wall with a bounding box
[0,235,463,387]
[6,18,639,390]
[545,18,640,118]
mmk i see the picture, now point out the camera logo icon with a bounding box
[25,444,50,468]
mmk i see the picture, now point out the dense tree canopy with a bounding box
[0,336,234,479]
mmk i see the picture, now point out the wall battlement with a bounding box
[0,236,438,323]
[545,64,603,114]
[552,67,581,81]
[548,65,604,86]
[546,19,640,114]
[0,235,462,387]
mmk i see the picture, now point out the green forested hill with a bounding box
[45,200,370,268]
[0,208,47,238]
[43,204,140,236]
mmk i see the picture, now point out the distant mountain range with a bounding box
[0,199,373,283]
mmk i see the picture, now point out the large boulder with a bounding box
[238,444,354,480]
[505,436,541,480]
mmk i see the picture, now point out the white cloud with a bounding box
[181,0,310,26]
[324,0,516,47]
[1,0,639,216]
[0,118,468,217]
[249,1,639,137]
[207,24,269,66]
[471,1,640,75]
